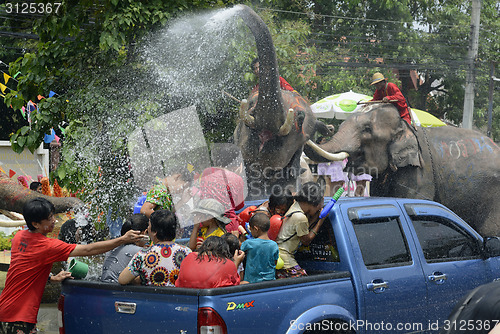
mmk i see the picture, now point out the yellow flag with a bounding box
[3,73,11,84]
[0,83,6,94]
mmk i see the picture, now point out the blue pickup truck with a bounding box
[58,197,500,334]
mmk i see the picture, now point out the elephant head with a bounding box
[0,172,83,217]
[304,103,423,196]
[234,5,344,197]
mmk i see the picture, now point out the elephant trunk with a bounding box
[236,5,285,133]
[0,173,83,214]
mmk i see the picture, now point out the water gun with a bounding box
[319,187,344,219]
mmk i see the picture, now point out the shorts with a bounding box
[0,321,37,334]
[276,265,307,279]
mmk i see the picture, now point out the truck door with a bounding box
[403,203,494,326]
[345,204,429,333]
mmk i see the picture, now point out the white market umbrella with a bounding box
[311,91,372,120]
[312,91,447,128]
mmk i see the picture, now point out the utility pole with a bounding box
[462,0,482,129]
[487,62,496,138]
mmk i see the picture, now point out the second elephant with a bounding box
[304,103,500,236]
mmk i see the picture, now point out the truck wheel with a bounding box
[303,320,354,334]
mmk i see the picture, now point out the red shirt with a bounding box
[175,253,240,289]
[0,229,76,324]
[372,82,411,125]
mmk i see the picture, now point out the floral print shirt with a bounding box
[127,243,191,286]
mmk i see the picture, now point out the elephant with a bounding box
[304,103,500,236]
[233,5,344,199]
[0,172,83,219]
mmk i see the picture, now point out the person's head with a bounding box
[248,213,270,238]
[121,213,149,236]
[149,209,178,242]
[371,72,386,90]
[192,198,230,230]
[268,190,293,216]
[295,182,324,216]
[163,173,189,194]
[23,197,55,233]
[221,233,240,257]
[251,58,259,75]
[30,181,43,193]
[196,236,232,262]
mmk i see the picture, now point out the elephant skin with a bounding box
[0,172,83,215]
[234,5,332,198]
[304,103,500,236]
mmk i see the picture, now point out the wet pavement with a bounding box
[37,304,59,334]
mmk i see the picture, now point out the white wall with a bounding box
[0,141,49,180]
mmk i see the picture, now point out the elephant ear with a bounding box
[389,121,421,168]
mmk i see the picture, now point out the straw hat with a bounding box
[370,72,386,85]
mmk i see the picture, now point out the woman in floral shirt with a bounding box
[119,210,191,286]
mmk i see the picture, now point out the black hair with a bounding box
[58,218,97,244]
[29,181,42,191]
[268,190,293,212]
[249,212,271,232]
[295,182,323,206]
[251,57,259,71]
[23,197,55,231]
[150,209,178,241]
[196,236,231,263]
[221,233,240,256]
[121,213,149,236]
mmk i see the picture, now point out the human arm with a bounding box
[188,224,200,251]
[69,230,141,257]
[49,270,72,283]
[383,83,405,103]
[118,267,138,285]
[299,217,326,246]
[233,249,245,268]
[140,201,156,218]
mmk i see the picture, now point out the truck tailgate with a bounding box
[62,281,198,334]
[199,272,355,334]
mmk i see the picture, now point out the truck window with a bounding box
[410,216,482,262]
[352,217,412,269]
[296,218,339,263]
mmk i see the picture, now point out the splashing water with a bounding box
[65,6,253,245]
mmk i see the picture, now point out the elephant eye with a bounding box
[362,125,371,133]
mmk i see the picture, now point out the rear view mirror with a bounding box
[483,237,500,257]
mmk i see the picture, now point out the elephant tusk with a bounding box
[0,220,26,227]
[239,99,255,127]
[305,140,349,161]
[279,108,294,136]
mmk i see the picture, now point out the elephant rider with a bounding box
[251,58,295,93]
[370,72,411,125]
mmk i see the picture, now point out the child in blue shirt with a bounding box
[241,213,279,283]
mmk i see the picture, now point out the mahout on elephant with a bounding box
[233,5,345,199]
[304,103,500,236]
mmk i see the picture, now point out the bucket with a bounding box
[68,258,89,279]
